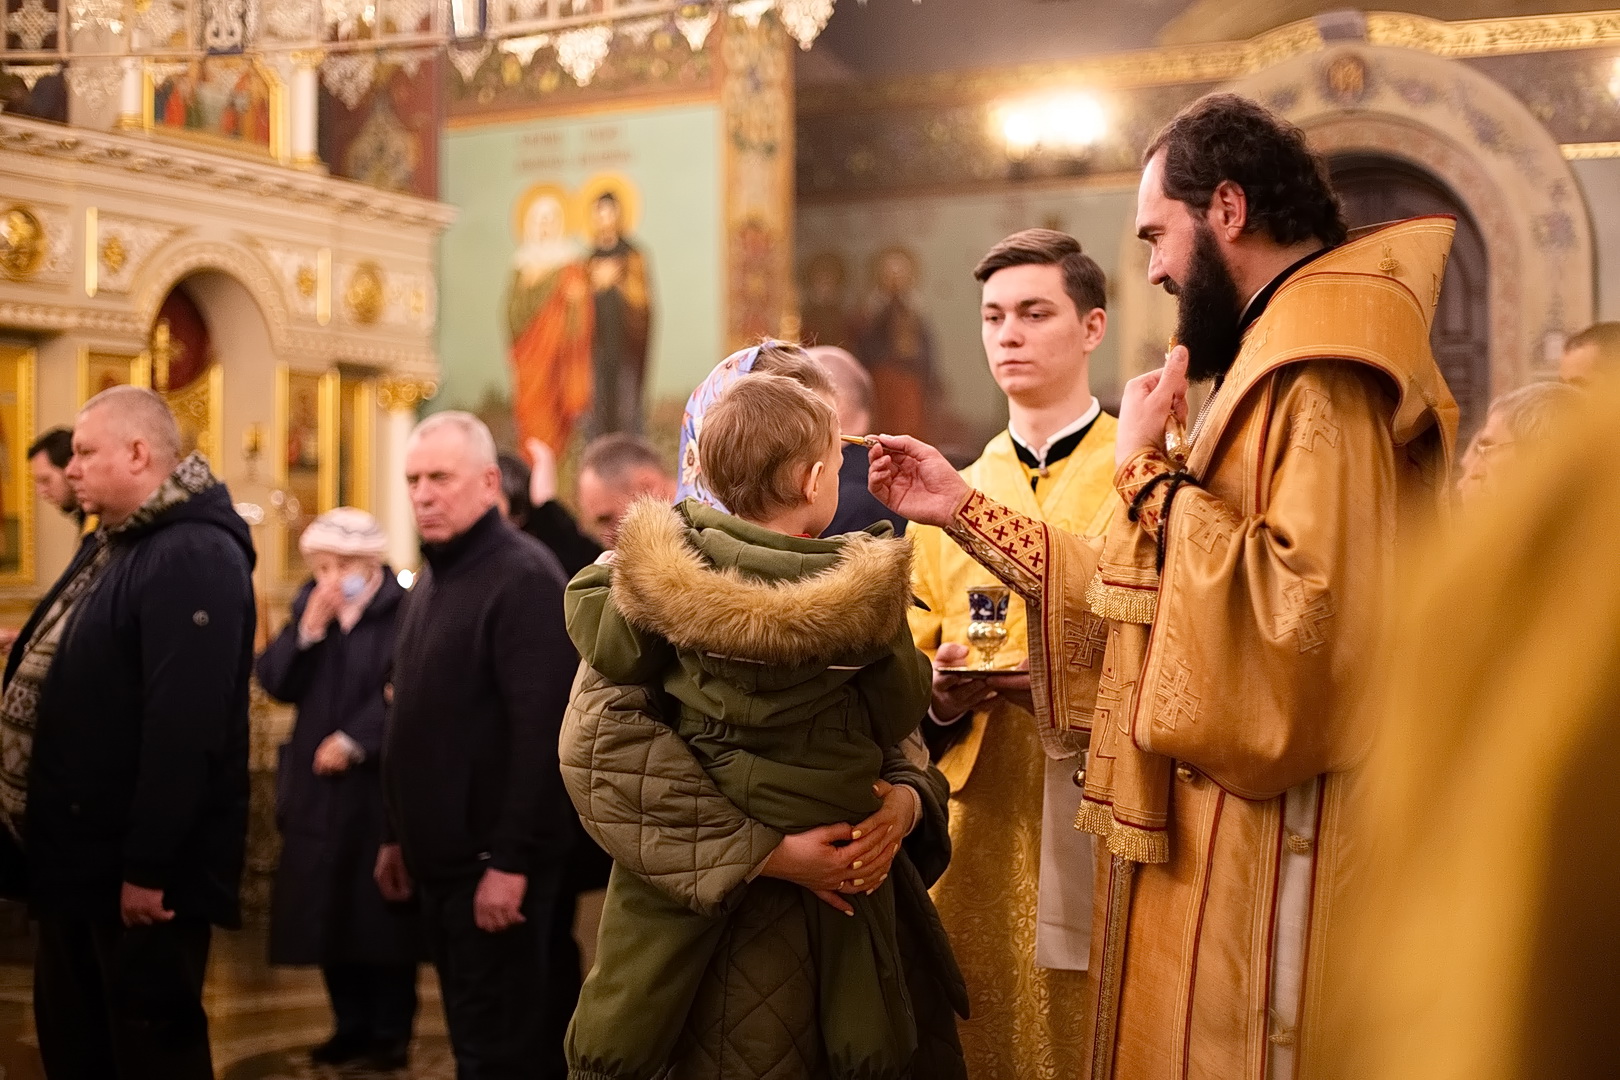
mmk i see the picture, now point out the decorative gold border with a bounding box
[142,57,290,165]
[317,369,340,513]
[0,345,37,588]
[343,376,376,513]
[75,347,146,407]
[444,86,721,130]
[1562,141,1620,160]
[797,9,1620,115]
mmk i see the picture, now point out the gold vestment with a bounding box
[940,218,1457,1080]
[1341,374,1620,1080]
[909,418,1117,1080]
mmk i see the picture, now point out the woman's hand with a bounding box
[759,783,915,915]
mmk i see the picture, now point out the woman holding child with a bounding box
[558,343,966,1080]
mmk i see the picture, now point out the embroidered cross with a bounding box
[1066,613,1109,670]
[1094,649,1136,744]
[1275,581,1334,653]
[1289,388,1341,454]
[1180,498,1226,555]
[1152,660,1201,732]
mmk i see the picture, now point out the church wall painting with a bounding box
[319,56,442,200]
[797,181,1135,462]
[438,103,722,457]
[145,57,284,159]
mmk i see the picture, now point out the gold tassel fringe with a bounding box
[1075,800,1170,864]
[1085,573,1158,625]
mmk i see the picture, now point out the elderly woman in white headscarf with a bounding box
[257,508,420,1071]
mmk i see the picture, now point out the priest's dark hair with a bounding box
[973,228,1108,318]
[1144,93,1348,249]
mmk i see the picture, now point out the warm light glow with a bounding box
[397,568,415,588]
[1609,58,1620,103]
[84,207,98,298]
[993,92,1108,160]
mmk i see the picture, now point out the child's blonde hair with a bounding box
[699,374,839,522]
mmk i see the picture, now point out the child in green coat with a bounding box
[563,373,933,1080]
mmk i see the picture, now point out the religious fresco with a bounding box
[148,57,279,155]
[319,56,442,200]
[439,104,720,455]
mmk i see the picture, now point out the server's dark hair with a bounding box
[1144,93,1347,248]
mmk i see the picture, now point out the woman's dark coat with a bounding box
[257,573,417,966]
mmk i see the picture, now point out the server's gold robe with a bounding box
[939,218,1457,1080]
[909,417,1116,1080]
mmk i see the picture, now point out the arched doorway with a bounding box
[1330,155,1491,442]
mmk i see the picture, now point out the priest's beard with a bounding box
[1165,222,1245,382]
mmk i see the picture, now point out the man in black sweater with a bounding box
[377,411,577,1080]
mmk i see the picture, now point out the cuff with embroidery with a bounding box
[1115,447,1178,536]
[943,490,1049,598]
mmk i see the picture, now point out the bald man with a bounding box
[810,345,908,537]
[3,386,255,1080]
[1561,322,1620,387]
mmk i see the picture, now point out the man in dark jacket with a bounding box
[0,386,254,1080]
[810,346,909,537]
[377,411,577,1080]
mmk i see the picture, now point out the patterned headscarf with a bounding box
[673,343,766,510]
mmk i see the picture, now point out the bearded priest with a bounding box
[868,94,1457,1080]
[910,229,1118,1080]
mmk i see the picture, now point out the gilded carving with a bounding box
[345,260,385,325]
[0,206,45,280]
[100,233,128,274]
[376,375,437,411]
[1365,11,1620,58]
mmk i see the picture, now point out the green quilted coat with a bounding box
[562,499,940,1080]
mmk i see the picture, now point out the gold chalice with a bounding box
[965,584,1011,670]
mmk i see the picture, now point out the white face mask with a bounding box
[340,571,369,602]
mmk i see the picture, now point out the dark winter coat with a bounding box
[384,508,579,884]
[258,572,419,966]
[9,482,255,928]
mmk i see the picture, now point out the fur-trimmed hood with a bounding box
[607,497,914,667]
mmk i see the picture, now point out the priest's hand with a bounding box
[868,435,970,527]
[932,643,998,720]
[1117,345,1191,467]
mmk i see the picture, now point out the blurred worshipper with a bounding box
[2,387,253,1080]
[1342,375,1620,1080]
[1558,321,1620,387]
[867,94,1456,1080]
[517,434,675,564]
[507,191,595,456]
[257,508,419,1071]
[584,190,653,440]
[492,449,615,982]
[673,339,836,510]
[379,411,579,1080]
[1456,381,1583,504]
[897,228,1115,1080]
[0,428,85,654]
[27,428,80,523]
[810,345,908,537]
[562,372,965,1080]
